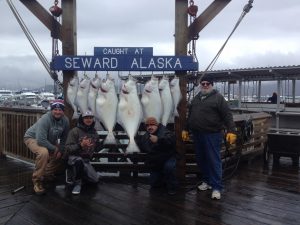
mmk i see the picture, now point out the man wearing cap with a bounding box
[64,111,101,195]
[182,75,237,200]
[136,117,178,195]
[24,100,70,195]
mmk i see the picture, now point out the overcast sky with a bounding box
[0,0,299,90]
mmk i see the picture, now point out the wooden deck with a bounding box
[1,156,299,225]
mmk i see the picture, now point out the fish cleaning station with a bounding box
[0,1,299,224]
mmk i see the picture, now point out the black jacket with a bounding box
[136,124,176,170]
[65,115,101,159]
[188,89,236,133]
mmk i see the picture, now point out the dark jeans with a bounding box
[192,131,223,191]
[149,156,178,191]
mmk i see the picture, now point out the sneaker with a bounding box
[72,184,81,195]
[33,181,46,195]
[197,182,212,191]
[211,190,221,200]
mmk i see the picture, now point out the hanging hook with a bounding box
[188,0,198,17]
[49,0,62,17]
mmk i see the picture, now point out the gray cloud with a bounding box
[0,0,299,89]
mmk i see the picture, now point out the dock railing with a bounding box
[0,107,271,179]
[0,107,46,161]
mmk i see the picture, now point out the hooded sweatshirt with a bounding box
[24,111,69,153]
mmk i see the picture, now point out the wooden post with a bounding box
[61,0,77,124]
[175,0,188,181]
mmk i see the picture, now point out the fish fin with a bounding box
[103,132,117,145]
[72,111,79,120]
[173,109,179,117]
[126,140,140,153]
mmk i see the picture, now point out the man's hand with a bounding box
[80,136,94,149]
[53,147,62,160]
[149,134,158,143]
[226,133,237,145]
[181,130,190,141]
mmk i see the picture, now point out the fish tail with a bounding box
[72,111,79,120]
[103,132,117,145]
[173,109,179,117]
[126,140,140,153]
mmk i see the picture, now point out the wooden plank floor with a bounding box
[0,156,299,225]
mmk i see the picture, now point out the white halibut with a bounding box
[88,74,101,116]
[75,76,90,114]
[117,76,142,153]
[66,74,79,119]
[159,76,173,126]
[141,76,162,123]
[95,75,118,145]
[170,76,182,117]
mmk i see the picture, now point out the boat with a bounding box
[0,89,14,105]
[38,92,55,108]
[13,91,39,107]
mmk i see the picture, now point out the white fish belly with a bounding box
[160,90,173,126]
[141,93,162,122]
[88,89,98,114]
[76,89,89,114]
[118,96,142,153]
[97,94,118,132]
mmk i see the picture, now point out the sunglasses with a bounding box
[201,82,211,87]
[146,124,156,127]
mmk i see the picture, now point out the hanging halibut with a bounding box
[117,76,143,153]
[75,76,90,114]
[95,74,118,145]
[141,76,162,123]
[159,76,173,126]
[66,73,79,119]
[170,76,182,117]
[88,74,101,116]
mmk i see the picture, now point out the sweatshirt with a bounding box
[24,111,70,153]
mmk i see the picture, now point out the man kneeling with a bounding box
[65,111,101,195]
[136,117,178,195]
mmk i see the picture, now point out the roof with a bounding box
[190,65,300,82]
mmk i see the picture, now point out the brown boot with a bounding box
[33,180,46,195]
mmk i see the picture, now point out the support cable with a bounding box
[6,0,63,90]
[198,0,254,82]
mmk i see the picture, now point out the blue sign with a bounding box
[51,55,198,71]
[94,47,153,56]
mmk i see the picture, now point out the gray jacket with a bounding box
[188,89,236,133]
[24,111,70,153]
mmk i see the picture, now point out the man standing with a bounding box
[182,76,237,200]
[136,117,178,195]
[24,100,70,195]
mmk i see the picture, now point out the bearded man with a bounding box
[182,75,237,200]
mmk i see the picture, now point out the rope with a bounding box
[6,0,63,90]
[198,0,254,82]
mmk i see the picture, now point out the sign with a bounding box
[51,55,198,71]
[94,47,153,56]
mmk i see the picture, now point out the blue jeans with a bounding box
[149,157,178,191]
[192,131,223,191]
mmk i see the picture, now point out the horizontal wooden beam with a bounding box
[187,0,231,44]
[19,0,62,41]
